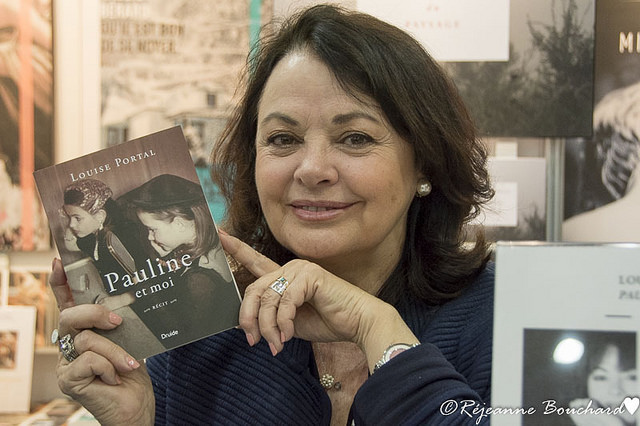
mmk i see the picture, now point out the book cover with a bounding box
[442,0,594,138]
[491,242,640,425]
[563,0,640,242]
[33,126,241,360]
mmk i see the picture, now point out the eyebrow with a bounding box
[260,111,382,127]
[332,112,381,125]
[260,113,299,127]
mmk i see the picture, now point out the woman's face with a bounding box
[255,50,421,265]
[63,205,102,238]
[588,345,637,413]
[137,211,195,254]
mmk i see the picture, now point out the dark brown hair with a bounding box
[136,203,218,261]
[211,4,493,305]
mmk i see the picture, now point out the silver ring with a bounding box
[269,276,289,296]
[52,329,79,362]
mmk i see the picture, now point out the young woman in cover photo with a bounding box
[570,332,637,426]
[122,173,239,348]
[523,329,637,426]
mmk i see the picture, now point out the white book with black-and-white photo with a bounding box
[34,126,241,360]
[491,242,640,426]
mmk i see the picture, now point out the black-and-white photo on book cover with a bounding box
[34,126,241,360]
[492,242,640,425]
[563,0,640,242]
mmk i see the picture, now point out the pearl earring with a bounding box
[416,181,432,197]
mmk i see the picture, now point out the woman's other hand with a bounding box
[50,259,155,425]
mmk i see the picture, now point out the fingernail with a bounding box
[280,331,286,344]
[245,332,255,347]
[115,375,122,385]
[218,228,229,236]
[127,357,140,369]
[109,312,123,325]
[269,342,278,356]
[51,258,58,271]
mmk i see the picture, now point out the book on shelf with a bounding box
[34,126,241,360]
[491,242,640,426]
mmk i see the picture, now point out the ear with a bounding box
[172,217,194,231]
[94,209,107,224]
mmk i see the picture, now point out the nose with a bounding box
[292,142,338,188]
[608,377,624,397]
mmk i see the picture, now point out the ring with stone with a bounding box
[52,329,79,362]
[269,276,290,296]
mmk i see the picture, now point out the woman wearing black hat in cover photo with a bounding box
[122,173,239,348]
[62,178,150,309]
[62,178,166,358]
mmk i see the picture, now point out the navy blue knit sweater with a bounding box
[146,262,494,425]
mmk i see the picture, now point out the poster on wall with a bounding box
[473,157,547,242]
[0,0,53,251]
[356,0,510,61]
[491,242,640,426]
[0,305,36,413]
[563,0,640,242]
[100,0,273,222]
[443,0,595,138]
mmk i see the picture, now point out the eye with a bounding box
[342,132,374,147]
[266,133,299,147]
[590,373,608,381]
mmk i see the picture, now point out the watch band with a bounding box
[373,342,420,373]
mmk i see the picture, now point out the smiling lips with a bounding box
[290,201,354,220]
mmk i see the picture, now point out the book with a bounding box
[491,242,640,425]
[563,0,640,241]
[34,126,241,360]
[0,306,37,413]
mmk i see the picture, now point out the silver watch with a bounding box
[373,343,420,373]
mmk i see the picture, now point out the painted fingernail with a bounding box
[109,312,123,325]
[269,342,278,356]
[127,357,140,369]
[245,332,255,347]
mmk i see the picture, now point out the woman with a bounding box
[121,173,239,348]
[569,334,637,426]
[563,81,640,242]
[61,178,166,359]
[50,5,494,425]
[62,179,147,301]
